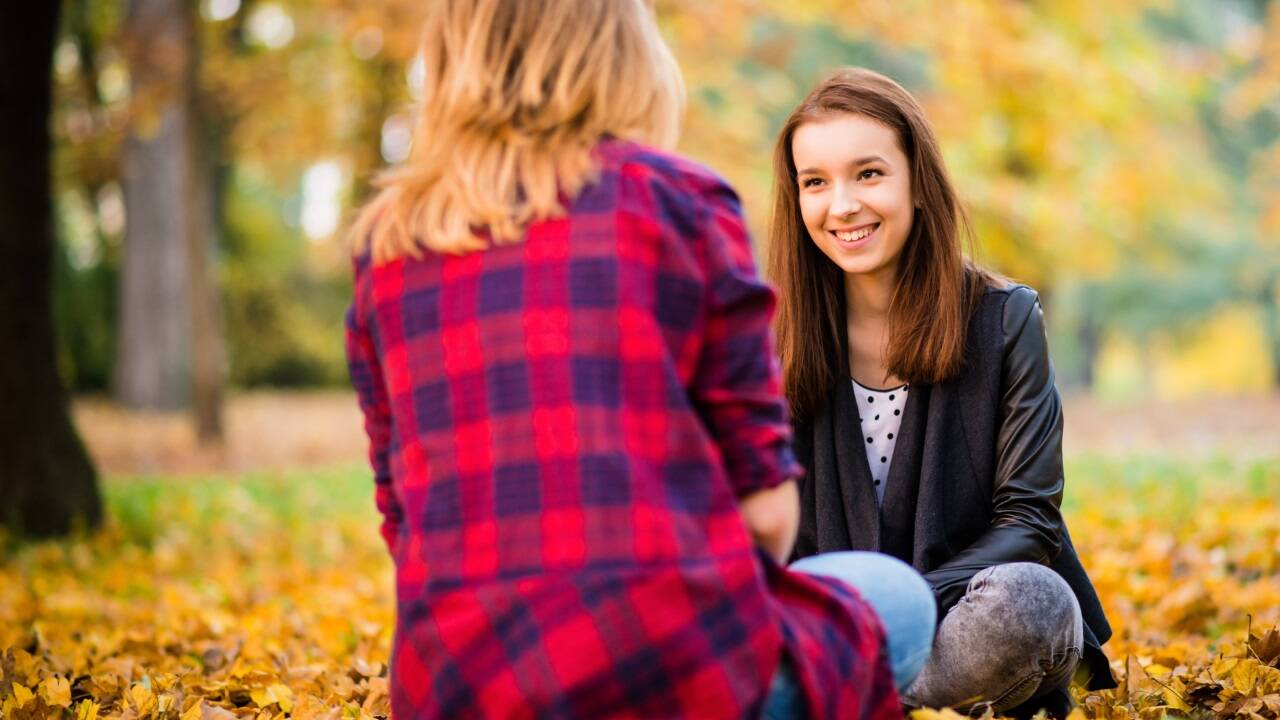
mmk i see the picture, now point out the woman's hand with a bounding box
[739,480,800,564]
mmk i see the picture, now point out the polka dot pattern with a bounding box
[854,379,908,504]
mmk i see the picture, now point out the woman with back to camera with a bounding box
[768,67,1118,717]
[344,3,938,718]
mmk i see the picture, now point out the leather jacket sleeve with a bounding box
[922,287,1067,611]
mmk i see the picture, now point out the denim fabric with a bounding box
[762,551,938,718]
[761,657,804,720]
[903,563,1083,714]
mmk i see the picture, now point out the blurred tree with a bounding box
[1099,0,1280,384]
[116,0,224,440]
[50,0,125,392]
[47,0,1276,398]
[0,1,102,537]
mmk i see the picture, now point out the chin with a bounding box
[827,253,885,277]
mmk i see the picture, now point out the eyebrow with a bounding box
[796,155,889,176]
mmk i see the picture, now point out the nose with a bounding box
[829,183,862,222]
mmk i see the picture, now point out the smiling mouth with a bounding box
[831,223,879,243]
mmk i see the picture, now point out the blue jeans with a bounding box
[762,552,937,719]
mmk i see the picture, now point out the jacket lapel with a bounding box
[879,382,926,562]
[954,293,1002,486]
[830,382,880,551]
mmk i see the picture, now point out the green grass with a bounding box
[1063,453,1280,521]
[5,454,1274,560]
[102,465,377,544]
[93,454,1280,538]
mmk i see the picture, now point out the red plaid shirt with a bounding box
[346,139,898,719]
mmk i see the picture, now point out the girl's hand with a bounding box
[739,480,800,564]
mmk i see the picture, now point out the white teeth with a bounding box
[835,225,876,242]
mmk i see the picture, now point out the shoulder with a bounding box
[976,281,1044,339]
[597,138,740,209]
[982,283,1053,384]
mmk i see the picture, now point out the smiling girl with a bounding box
[768,68,1117,716]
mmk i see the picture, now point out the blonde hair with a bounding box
[351,0,685,261]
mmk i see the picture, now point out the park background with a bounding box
[3,0,1279,718]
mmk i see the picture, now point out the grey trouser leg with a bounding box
[902,563,1083,713]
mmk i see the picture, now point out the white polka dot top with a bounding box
[854,379,909,504]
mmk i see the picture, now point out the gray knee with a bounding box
[967,563,1083,673]
[905,564,1084,713]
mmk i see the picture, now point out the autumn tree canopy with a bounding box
[50,0,1280,396]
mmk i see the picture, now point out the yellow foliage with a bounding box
[1092,306,1273,400]
[1152,306,1274,398]
[1,460,1277,718]
[0,475,394,718]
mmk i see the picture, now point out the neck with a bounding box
[843,268,897,321]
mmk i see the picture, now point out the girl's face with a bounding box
[792,114,914,280]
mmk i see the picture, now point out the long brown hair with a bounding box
[767,68,994,419]
[351,0,684,261]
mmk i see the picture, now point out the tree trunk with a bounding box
[116,0,194,411]
[0,1,103,537]
[1076,283,1100,390]
[189,23,225,442]
[117,0,225,443]
[190,137,225,442]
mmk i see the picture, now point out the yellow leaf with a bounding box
[269,683,294,712]
[40,675,73,708]
[1146,662,1172,676]
[181,702,205,720]
[130,681,157,713]
[1162,684,1191,712]
[10,650,38,685]
[1232,658,1262,694]
[1212,657,1240,678]
[251,685,277,708]
[11,682,34,708]
[76,699,100,720]
[1259,664,1280,694]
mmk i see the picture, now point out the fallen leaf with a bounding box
[1251,628,1280,667]
[39,675,72,708]
[11,682,33,708]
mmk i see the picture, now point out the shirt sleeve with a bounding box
[922,287,1065,610]
[688,179,803,497]
[345,260,404,555]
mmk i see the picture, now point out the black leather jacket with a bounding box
[921,287,1067,610]
[791,283,1116,690]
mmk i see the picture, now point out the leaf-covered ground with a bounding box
[2,456,1277,719]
